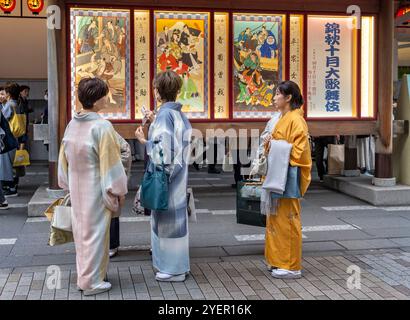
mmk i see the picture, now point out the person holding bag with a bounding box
[263,81,312,279]
[58,78,128,296]
[0,83,22,198]
[135,70,192,282]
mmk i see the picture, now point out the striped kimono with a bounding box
[58,112,128,290]
[145,102,192,276]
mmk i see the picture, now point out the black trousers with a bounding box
[314,136,336,180]
[110,217,120,250]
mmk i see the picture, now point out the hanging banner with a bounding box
[0,0,19,17]
[307,16,358,118]
[23,0,47,17]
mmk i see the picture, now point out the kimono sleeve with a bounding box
[145,111,183,182]
[289,117,309,162]
[98,125,128,213]
[57,142,69,190]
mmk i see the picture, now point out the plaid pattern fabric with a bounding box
[70,9,131,120]
[154,11,209,120]
[233,111,277,119]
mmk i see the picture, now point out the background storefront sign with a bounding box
[307,16,358,118]
[0,0,19,16]
[24,0,46,17]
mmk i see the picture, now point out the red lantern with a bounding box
[27,0,44,15]
[0,0,17,14]
[396,6,410,25]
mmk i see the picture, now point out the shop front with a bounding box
[47,0,393,188]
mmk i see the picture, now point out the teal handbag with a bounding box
[271,166,301,199]
[140,151,169,211]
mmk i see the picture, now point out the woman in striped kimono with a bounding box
[58,78,128,296]
[135,71,192,282]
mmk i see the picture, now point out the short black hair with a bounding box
[276,81,304,110]
[5,82,20,100]
[19,85,30,92]
[153,71,182,102]
[78,77,109,109]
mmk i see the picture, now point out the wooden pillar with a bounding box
[374,0,395,184]
[48,0,67,190]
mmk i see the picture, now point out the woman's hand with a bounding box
[144,110,155,124]
[135,126,147,145]
[119,195,126,207]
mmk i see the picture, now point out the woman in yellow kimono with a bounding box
[264,80,312,279]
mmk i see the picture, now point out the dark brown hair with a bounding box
[276,80,304,110]
[5,82,20,101]
[78,77,109,109]
[19,85,30,93]
[153,71,182,102]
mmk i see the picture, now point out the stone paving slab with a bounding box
[0,251,409,300]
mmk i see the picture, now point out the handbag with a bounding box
[13,148,30,167]
[44,194,74,246]
[140,151,169,211]
[222,151,234,172]
[187,188,197,223]
[9,105,26,138]
[132,186,145,215]
[249,155,268,176]
[236,180,266,227]
[51,194,72,232]
[271,166,302,199]
[327,143,345,175]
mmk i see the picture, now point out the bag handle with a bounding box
[61,194,71,207]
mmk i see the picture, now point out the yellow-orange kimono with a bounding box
[265,109,312,271]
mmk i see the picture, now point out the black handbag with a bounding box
[236,181,266,228]
[0,113,18,154]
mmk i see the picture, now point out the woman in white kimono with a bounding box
[135,70,192,282]
[58,78,128,296]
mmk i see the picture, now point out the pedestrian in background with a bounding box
[1,82,22,198]
[58,78,128,296]
[0,89,18,209]
[135,71,192,282]
[312,136,337,182]
[18,85,33,148]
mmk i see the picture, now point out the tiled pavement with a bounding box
[1,250,410,300]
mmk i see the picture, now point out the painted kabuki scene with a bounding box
[233,14,285,118]
[154,12,209,118]
[70,9,131,119]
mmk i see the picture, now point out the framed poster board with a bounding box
[70,8,131,120]
[154,11,210,119]
[307,15,358,119]
[232,13,286,119]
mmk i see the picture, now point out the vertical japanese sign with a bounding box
[289,15,303,91]
[214,12,229,119]
[307,16,357,118]
[134,10,150,120]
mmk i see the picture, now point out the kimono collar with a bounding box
[158,101,182,112]
[73,111,102,121]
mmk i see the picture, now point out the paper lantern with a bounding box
[0,0,17,14]
[396,5,410,24]
[27,0,44,15]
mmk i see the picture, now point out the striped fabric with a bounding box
[58,112,128,290]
